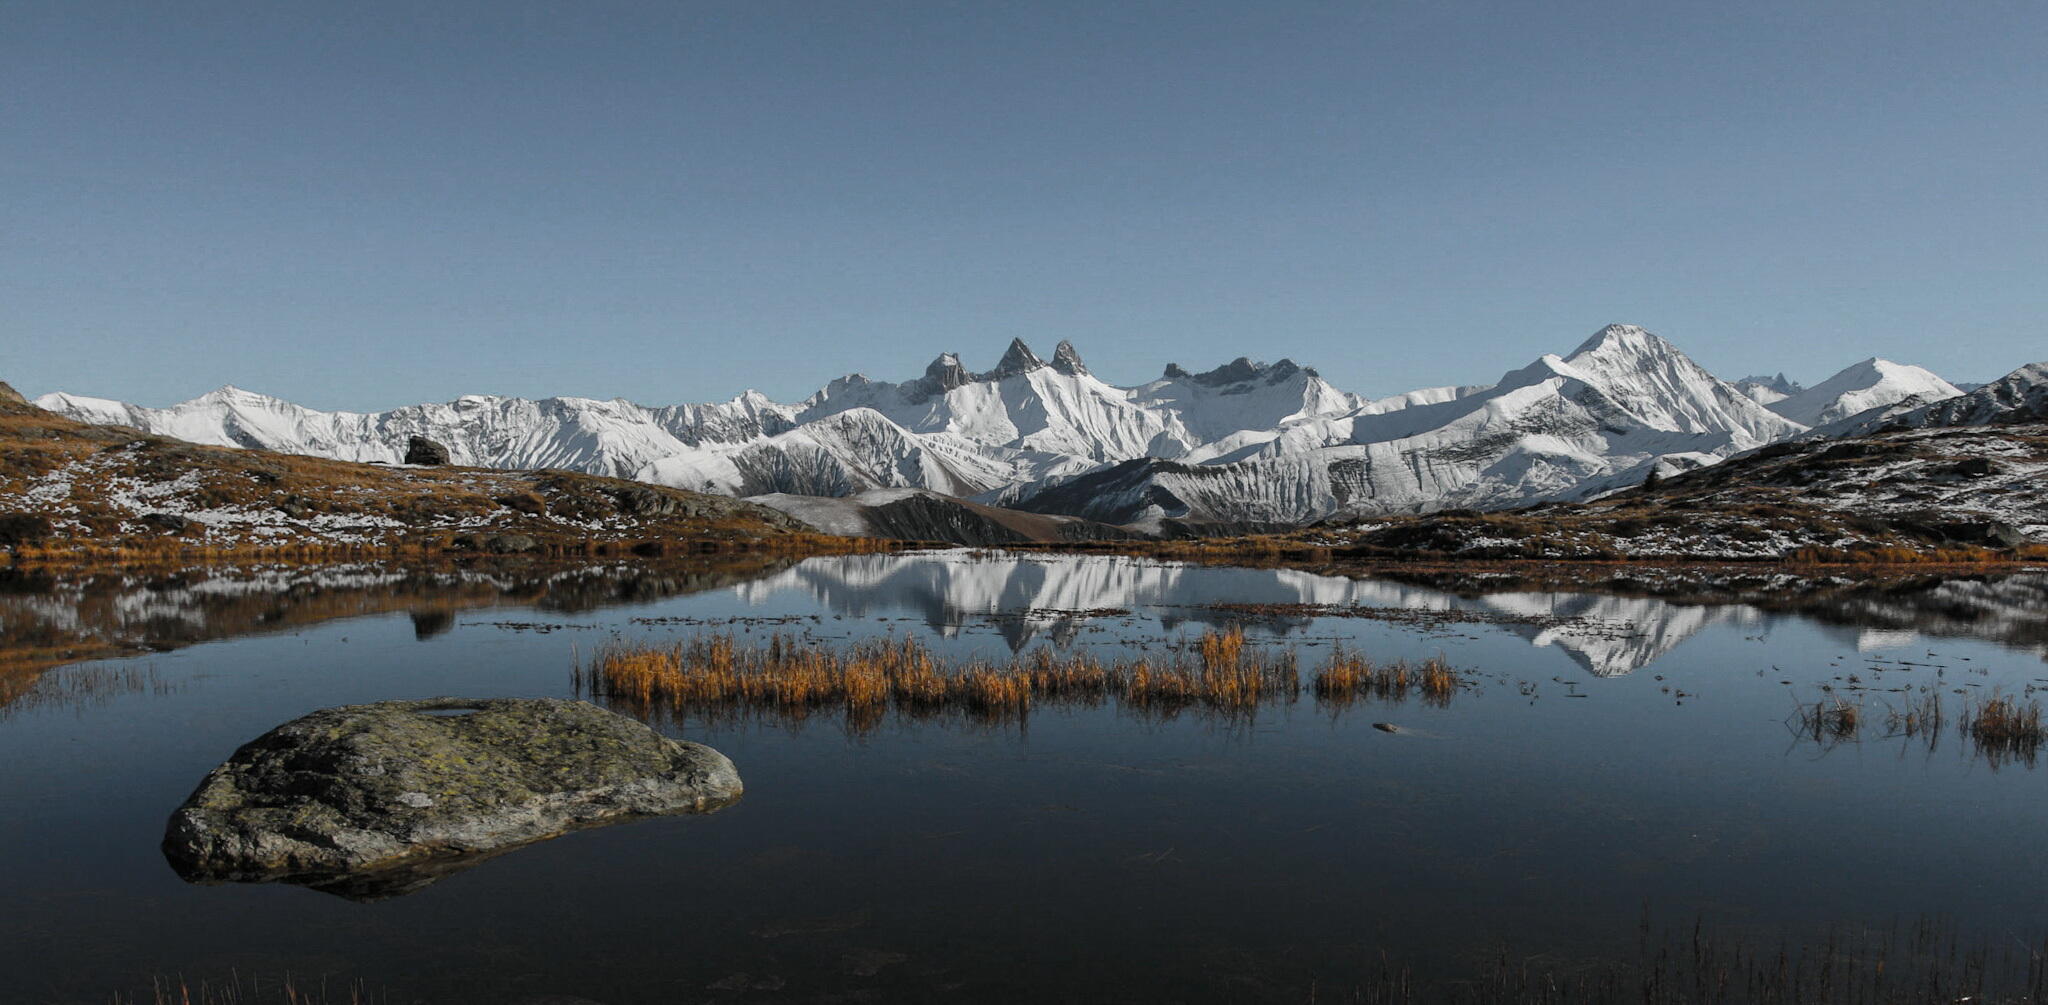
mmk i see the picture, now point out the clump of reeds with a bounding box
[1963,690,2045,766]
[1313,642,1459,708]
[586,627,1452,730]
[0,663,177,724]
[1797,694,1862,743]
[1883,690,1943,743]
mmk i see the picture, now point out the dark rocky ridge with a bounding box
[1163,357,1308,387]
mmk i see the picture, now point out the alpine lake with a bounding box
[4,552,2046,1004]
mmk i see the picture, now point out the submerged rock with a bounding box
[163,697,740,899]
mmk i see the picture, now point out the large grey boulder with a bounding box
[163,697,740,899]
[404,435,452,465]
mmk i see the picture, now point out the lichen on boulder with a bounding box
[163,697,740,899]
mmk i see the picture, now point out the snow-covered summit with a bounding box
[1765,358,1960,428]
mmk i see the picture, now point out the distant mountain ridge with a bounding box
[35,325,2011,528]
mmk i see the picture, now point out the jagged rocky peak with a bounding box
[983,338,1048,381]
[1737,372,1803,396]
[920,352,973,394]
[0,380,26,406]
[1050,340,1089,376]
[1162,356,1306,388]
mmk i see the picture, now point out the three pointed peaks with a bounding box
[917,340,1086,395]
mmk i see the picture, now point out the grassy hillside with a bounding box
[0,392,873,566]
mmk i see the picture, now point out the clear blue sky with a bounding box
[5,1,2044,409]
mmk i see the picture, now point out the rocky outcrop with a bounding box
[0,381,26,406]
[163,697,741,899]
[981,338,1047,380]
[404,435,452,465]
[1050,340,1090,377]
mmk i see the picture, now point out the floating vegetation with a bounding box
[580,627,1460,729]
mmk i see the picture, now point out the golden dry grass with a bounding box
[1312,641,1459,708]
[584,627,1457,728]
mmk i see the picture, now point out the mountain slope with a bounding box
[1821,361,2048,437]
[1766,358,1959,427]
[0,391,826,561]
[996,325,1806,525]
[32,326,1996,528]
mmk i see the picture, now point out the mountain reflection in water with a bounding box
[737,553,2048,672]
[5,556,2047,712]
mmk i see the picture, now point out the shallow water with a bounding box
[3,553,2046,1003]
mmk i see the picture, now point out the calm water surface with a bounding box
[2,553,2046,1003]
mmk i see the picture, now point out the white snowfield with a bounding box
[34,325,1992,526]
[1763,358,1959,428]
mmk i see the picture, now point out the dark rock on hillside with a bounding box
[163,697,741,900]
[0,513,53,547]
[451,532,539,554]
[404,435,452,466]
[613,485,681,517]
[140,512,190,533]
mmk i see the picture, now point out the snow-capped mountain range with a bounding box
[34,324,1999,528]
